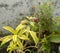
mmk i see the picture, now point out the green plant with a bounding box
[41,35,50,53]
[25,2,59,53]
[0,1,60,53]
[34,2,60,53]
[32,2,53,53]
[36,2,60,53]
[0,23,39,53]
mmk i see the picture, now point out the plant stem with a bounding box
[24,46,37,50]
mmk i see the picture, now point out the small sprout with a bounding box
[41,38,46,43]
[52,32,55,34]
[26,16,39,22]
[26,16,33,20]
[41,34,47,43]
[21,20,28,25]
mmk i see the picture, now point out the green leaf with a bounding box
[29,31,39,45]
[18,29,27,36]
[17,39,23,50]
[18,35,29,40]
[13,35,17,42]
[7,41,13,51]
[8,50,12,53]
[16,24,26,33]
[26,26,30,32]
[7,41,18,53]
[0,35,12,46]
[26,16,32,20]
[30,22,35,27]
[50,35,60,43]
[3,26,15,34]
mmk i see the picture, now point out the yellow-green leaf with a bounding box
[0,35,12,46]
[29,31,39,45]
[3,26,15,34]
[17,39,23,50]
[18,29,27,36]
[7,41,18,53]
[13,35,17,42]
[30,22,35,26]
[26,16,33,20]
[18,35,29,40]
[7,41,14,51]
[16,24,26,33]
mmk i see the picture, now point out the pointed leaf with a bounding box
[30,22,35,27]
[13,35,17,42]
[7,41,18,53]
[18,35,29,40]
[29,31,39,45]
[17,39,23,50]
[16,24,26,33]
[18,29,27,36]
[0,35,12,46]
[50,35,60,43]
[3,26,15,34]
